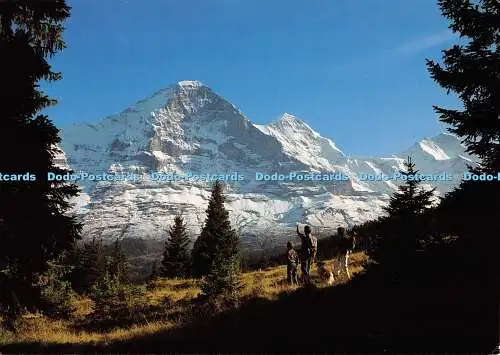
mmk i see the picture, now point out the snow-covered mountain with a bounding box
[58,80,476,250]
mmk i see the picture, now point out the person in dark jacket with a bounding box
[297,224,316,284]
[286,241,299,285]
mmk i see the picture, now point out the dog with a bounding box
[317,261,334,285]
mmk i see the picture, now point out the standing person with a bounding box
[332,227,345,278]
[296,224,316,284]
[309,227,318,267]
[286,241,299,285]
[343,231,356,280]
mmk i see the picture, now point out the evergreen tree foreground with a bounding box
[0,0,82,321]
[425,2,499,343]
[426,0,500,174]
[70,239,107,295]
[160,215,191,278]
[425,0,499,280]
[191,180,243,304]
[368,157,436,281]
[107,239,129,283]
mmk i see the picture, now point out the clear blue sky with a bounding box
[42,0,462,157]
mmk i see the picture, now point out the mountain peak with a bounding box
[280,112,298,121]
[270,113,303,127]
[177,80,204,89]
[271,113,315,133]
[401,132,474,161]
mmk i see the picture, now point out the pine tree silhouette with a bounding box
[426,2,499,344]
[70,239,107,295]
[107,240,129,283]
[0,1,81,318]
[370,157,435,280]
[192,180,242,300]
[426,0,500,174]
[425,0,500,241]
[160,215,191,278]
[191,181,227,276]
[383,157,436,217]
[425,0,500,267]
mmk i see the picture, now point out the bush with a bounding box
[38,254,78,318]
[201,255,244,303]
[89,274,149,328]
[40,278,77,318]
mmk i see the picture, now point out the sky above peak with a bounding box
[43,0,461,156]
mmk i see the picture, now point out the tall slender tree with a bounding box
[191,180,239,277]
[383,157,436,218]
[70,239,107,295]
[426,0,500,233]
[160,214,191,278]
[426,0,499,299]
[426,0,500,242]
[0,1,81,317]
[107,239,129,283]
[192,180,242,300]
[426,2,499,345]
[370,157,436,280]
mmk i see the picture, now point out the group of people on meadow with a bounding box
[286,224,356,286]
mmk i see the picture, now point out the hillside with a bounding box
[1,249,495,354]
[0,253,367,352]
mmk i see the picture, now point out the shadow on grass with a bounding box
[2,263,497,354]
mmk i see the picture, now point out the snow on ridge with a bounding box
[272,113,315,132]
[253,124,270,135]
[319,136,346,158]
[257,112,347,169]
[418,140,451,160]
[404,133,468,159]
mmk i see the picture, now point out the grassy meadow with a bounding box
[0,253,367,352]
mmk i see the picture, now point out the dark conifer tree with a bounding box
[201,251,243,303]
[383,157,436,218]
[426,2,499,345]
[426,0,500,174]
[192,180,234,277]
[192,180,242,300]
[369,157,435,280]
[0,1,81,317]
[70,239,107,294]
[426,1,499,330]
[426,0,500,236]
[160,215,191,278]
[39,251,77,318]
[107,239,129,283]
